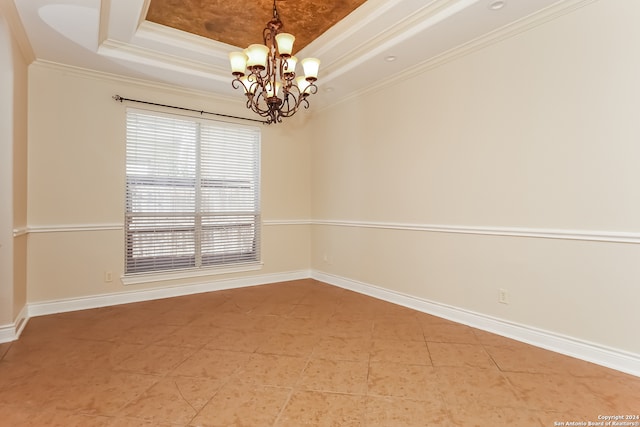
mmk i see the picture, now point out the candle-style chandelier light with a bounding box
[228,0,321,124]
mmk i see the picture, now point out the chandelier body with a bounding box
[229,1,320,124]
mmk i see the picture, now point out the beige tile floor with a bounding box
[0,279,638,426]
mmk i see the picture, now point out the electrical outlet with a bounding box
[104,271,113,282]
[498,288,509,304]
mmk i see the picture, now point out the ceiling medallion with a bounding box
[228,0,321,124]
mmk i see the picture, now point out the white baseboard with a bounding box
[311,270,640,378]
[28,269,311,318]
[0,305,28,344]
[0,324,15,343]
[13,268,640,377]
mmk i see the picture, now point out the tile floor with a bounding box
[0,279,638,426]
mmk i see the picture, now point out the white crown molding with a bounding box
[306,0,403,58]
[31,59,240,104]
[312,270,640,377]
[98,38,229,82]
[321,0,477,85]
[100,0,148,42]
[97,0,110,46]
[312,219,640,245]
[135,20,235,58]
[319,0,597,110]
[390,0,598,84]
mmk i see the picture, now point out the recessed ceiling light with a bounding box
[324,87,334,93]
[385,55,397,62]
[488,0,506,10]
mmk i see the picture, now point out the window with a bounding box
[125,110,260,275]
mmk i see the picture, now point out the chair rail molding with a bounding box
[311,219,640,245]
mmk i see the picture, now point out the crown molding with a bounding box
[98,38,229,82]
[97,0,110,46]
[321,0,476,85]
[31,59,240,104]
[306,0,402,58]
[397,0,598,81]
[135,20,235,58]
[320,0,597,110]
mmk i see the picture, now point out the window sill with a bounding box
[121,262,264,286]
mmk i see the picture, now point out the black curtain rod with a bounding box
[112,95,268,125]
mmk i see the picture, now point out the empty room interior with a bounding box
[1,0,640,425]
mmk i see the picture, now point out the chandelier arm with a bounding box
[252,92,271,115]
[280,93,295,116]
[229,0,319,124]
[231,77,243,90]
[278,92,304,118]
[306,83,319,96]
[245,95,256,111]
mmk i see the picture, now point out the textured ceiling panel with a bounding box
[146,0,367,51]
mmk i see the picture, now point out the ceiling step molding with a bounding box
[98,38,230,82]
[320,0,598,110]
[320,0,476,85]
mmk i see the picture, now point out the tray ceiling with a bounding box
[146,0,367,51]
[11,0,579,111]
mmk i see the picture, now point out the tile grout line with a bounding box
[270,341,317,427]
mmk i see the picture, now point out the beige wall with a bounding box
[26,64,311,303]
[0,15,14,326]
[12,46,27,321]
[0,8,28,327]
[310,0,640,354]
[18,0,640,362]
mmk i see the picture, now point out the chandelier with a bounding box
[228,0,321,124]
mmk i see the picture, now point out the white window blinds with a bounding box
[125,110,261,274]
